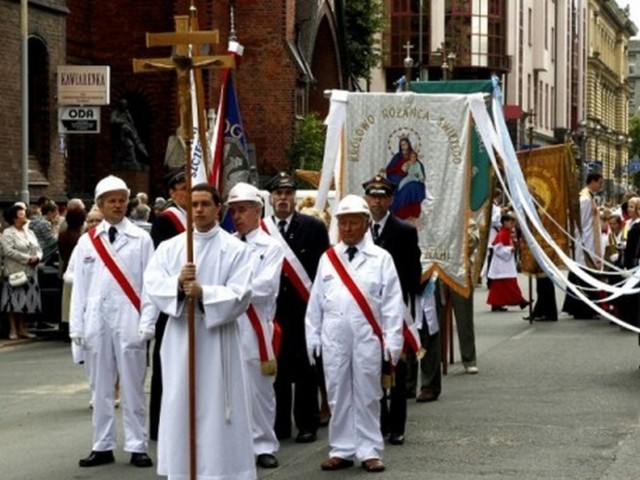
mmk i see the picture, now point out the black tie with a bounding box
[108,226,118,244]
[372,223,380,243]
[346,246,357,262]
[278,219,287,236]
[241,235,247,242]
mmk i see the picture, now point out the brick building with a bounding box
[64,0,347,200]
[0,0,68,203]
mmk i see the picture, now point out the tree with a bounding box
[344,0,384,90]
[630,114,640,158]
[286,112,325,172]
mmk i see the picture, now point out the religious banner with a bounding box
[343,93,472,294]
[517,144,573,274]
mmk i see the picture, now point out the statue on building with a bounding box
[110,99,148,169]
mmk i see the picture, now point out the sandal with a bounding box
[361,458,385,472]
[320,457,354,471]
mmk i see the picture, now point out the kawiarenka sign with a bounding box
[57,65,110,105]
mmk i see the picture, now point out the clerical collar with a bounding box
[194,224,221,238]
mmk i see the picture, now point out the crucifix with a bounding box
[133,12,234,480]
[403,41,414,91]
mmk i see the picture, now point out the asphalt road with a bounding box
[1,277,640,480]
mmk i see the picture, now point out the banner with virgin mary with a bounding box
[338,92,475,295]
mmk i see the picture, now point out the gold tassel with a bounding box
[261,359,277,376]
[416,347,427,361]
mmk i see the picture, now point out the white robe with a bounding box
[575,188,600,267]
[235,228,284,456]
[144,225,256,480]
[69,218,156,453]
[305,236,404,462]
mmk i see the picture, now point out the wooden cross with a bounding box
[132,13,234,480]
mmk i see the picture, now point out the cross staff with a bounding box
[133,16,234,480]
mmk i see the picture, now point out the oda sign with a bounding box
[58,106,100,134]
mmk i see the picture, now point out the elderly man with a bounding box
[306,194,405,473]
[70,175,155,468]
[265,172,330,444]
[227,182,284,469]
[144,183,256,480]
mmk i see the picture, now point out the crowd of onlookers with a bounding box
[0,192,167,340]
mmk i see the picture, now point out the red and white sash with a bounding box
[246,304,278,375]
[89,227,141,313]
[325,247,384,347]
[162,206,187,233]
[402,298,425,357]
[260,218,312,302]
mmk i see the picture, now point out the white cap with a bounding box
[335,194,370,217]
[94,175,130,203]
[226,182,263,205]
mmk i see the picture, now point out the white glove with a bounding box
[621,270,632,279]
[307,343,321,366]
[69,333,84,347]
[138,328,155,342]
[610,253,619,263]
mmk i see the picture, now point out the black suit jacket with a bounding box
[150,211,184,249]
[374,214,422,302]
[275,211,330,356]
[624,222,640,269]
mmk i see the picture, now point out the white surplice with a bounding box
[144,225,256,480]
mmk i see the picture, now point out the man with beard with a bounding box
[264,172,330,444]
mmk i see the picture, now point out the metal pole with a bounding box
[20,0,29,204]
[418,0,423,80]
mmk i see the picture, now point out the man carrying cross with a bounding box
[144,183,256,479]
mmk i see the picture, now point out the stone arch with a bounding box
[308,6,343,118]
[28,35,50,173]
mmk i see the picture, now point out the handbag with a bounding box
[8,271,28,287]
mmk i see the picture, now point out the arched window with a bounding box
[28,36,50,172]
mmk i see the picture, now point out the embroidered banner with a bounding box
[517,144,573,274]
[343,93,472,293]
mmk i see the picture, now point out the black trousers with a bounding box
[148,313,168,441]
[273,348,320,438]
[380,357,408,435]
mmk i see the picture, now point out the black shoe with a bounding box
[256,453,278,469]
[130,452,153,468]
[491,306,507,312]
[388,433,405,445]
[519,301,532,310]
[295,431,317,443]
[78,450,114,467]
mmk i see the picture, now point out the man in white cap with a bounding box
[144,183,256,480]
[69,175,156,468]
[305,194,405,473]
[227,182,284,469]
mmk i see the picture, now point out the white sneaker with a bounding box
[464,365,479,374]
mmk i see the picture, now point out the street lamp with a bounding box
[615,133,625,202]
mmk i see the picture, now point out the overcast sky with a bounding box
[620,1,640,38]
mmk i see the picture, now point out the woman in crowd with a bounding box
[487,212,529,312]
[1,204,42,340]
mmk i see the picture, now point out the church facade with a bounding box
[0,0,346,203]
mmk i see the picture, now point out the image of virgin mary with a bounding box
[385,136,427,221]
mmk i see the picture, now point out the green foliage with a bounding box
[630,114,640,158]
[345,0,384,87]
[286,113,325,172]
